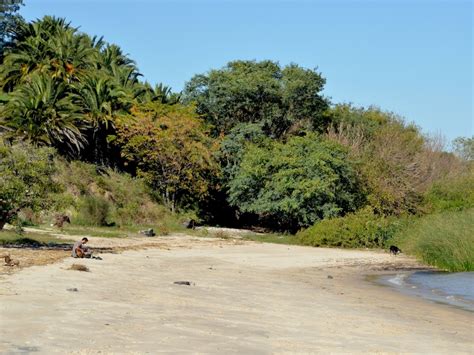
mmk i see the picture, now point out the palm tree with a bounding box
[1,72,86,156]
[0,16,98,90]
[47,31,98,83]
[138,82,181,104]
[97,43,136,71]
[72,72,127,164]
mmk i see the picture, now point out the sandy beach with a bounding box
[0,235,473,354]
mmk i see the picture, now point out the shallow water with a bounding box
[379,271,474,312]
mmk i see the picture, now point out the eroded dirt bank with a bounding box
[0,236,472,354]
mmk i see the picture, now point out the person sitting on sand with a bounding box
[72,237,92,258]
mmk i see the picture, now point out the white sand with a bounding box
[0,235,472,354]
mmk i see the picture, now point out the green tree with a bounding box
[0,0,23,57]
[219,122,267,184]
[138,82,181,105]
[452,136,474,162]
[0,16,98,90]
[72,72,127,164]
[1,16,143,165]
[0,143,57,229]
[115,102,219,212]
[324,105,458,215]
[228,133,362,231]
[183,60,328,137]
[1,73,85,156]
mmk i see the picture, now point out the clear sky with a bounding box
[20,0,473,142]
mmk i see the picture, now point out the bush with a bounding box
[228,133,363,231]
[325,105,461,216]
[297,208,404,248]
[395,209,474,271]
[424,169,474,212]
[51,159,178,227]
[0,143,58,229]
[75,195,111,226]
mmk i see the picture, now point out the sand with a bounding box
[0,235,473,354]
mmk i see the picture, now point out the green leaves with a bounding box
[0,143,58,228]
[2,73,86,155]
[297,207,402,248]
[228,133,362,231]
[0,16,142,163]
[183,60,329,137]
[115,102,219,212]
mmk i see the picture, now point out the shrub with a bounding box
[0,143,58,229]
[424,169,474,212]
[51,159,179,227]
[297,208,404,248]
[325,105,461,216]
[395,209,474,271]
[228,133,363,231]
[75,195,111,226]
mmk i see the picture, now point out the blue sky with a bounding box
[21,0,472,141]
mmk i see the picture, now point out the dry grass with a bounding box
[214,230,231,239]
[0,248,69,275]
[69,263,90,272]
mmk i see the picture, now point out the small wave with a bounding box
[379,271,474,312]
[387,273,408,286]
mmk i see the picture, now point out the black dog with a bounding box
[389,245,401,255]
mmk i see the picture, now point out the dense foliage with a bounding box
[183,60,328,137]
[0,143,57,229]
[0,0,23,56]
[0,16,173,164]
[115,102,219,212]
[424,168,474,212]
[1,12,472,272]
[228,134,362,231]
[297,207,403,248]
[325,105,458,215]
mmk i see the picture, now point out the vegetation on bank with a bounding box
[395,209,474,272]
[0,5,473,271]
[297,208,404,249]
[0,229,73,247]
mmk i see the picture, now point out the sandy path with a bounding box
[0,236,472,354]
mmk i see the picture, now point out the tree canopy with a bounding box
[0,0,23,57]
[115,102,219,212]
[183,60,329,137]
[228,133,362,231]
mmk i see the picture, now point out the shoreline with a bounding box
[374,270,474,313]
[1,236,472,353]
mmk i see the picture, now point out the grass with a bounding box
[53,225,131,238]
[0,229,73,247]
[69,264,90,272]
[37,221,187,239]
[395,208,474,272]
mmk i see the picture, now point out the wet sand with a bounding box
[0,236,472,354]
